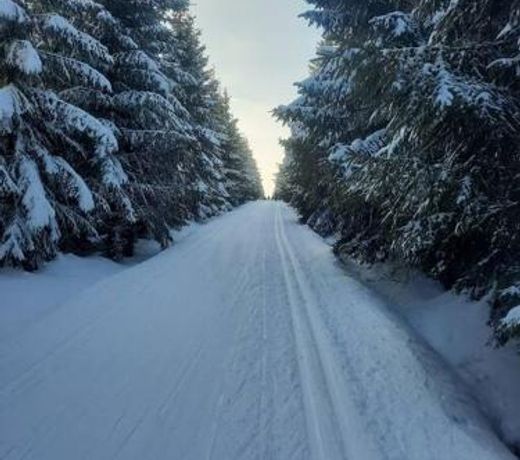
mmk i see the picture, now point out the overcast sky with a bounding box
[192,0,320,196]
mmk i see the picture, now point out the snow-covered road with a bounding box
[0,201,515,460]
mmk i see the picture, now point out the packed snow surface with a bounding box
[0,202,516,460]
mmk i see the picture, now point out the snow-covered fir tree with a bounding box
[275,0,520,345]
[32,0,136,258]
[165,9,255,217]
[100,0,262,239]
[0,0,262,267]
[212,90,263,205]
[97,0,198,254]
[0,0,132,268]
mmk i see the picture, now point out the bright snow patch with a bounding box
[40,13,112,64]
[19,158,59,236]
[0,84,27,132]
[0,0,28,23]
[502,306,520,328]
[6,40,43,75]
[370,11,414,38]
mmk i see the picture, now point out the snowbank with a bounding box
[0,238,164,342]
[0,218,204,345]
[342,259,520,453]
[0,254,124,342]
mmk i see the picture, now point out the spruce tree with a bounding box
[0,0,263,268]
[97,0,197,253]
[213,91,263,205]
[0,0,132,268]
[166,10,235,217]
[32,0,136,258]
[276,0,520,345]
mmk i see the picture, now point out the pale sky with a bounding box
[192,0,320,196]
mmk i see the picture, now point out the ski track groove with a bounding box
[274,204,350,460]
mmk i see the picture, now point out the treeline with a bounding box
[0,0,263,269]
[275,0,520,345]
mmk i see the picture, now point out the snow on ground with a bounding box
[0,201,517,459]
[342,259,520,453]
[0,238,163,341]
[0,218,206,342]
[0,254,124,342]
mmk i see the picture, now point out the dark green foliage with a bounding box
[0,0,262,268]
[275,0,520,345]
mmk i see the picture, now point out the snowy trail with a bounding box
[0,201,515,460]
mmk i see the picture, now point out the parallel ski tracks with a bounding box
[274,205,351,460]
